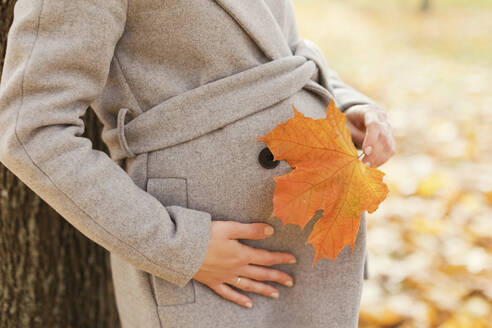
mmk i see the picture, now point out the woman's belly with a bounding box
[146,85,365,259]
[146,88,366,323]
[145,88,366,254]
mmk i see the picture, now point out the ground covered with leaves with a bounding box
[293,0,492,326]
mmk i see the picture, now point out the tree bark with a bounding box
[0,1,120,327]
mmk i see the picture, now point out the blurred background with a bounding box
[292,0,492,327]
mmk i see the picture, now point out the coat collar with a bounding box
[214,0,293,60]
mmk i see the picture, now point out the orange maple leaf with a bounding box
[256,100,389,265]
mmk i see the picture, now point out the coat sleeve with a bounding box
[0,0,212,288]
[284,0,380,113]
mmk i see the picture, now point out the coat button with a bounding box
[258,147,280,169]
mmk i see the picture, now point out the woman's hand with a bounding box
[193,221,297,309]
[344,104,396,167]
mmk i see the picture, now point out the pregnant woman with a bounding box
[0,0,395,327]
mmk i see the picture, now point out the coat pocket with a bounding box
[145,177,196,306]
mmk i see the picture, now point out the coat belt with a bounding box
[104,39,336,161]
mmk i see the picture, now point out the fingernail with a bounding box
[364,161,371,167]
[270,292,279,299]
[365,146,372,155]
[288,258,297,264]
[285,280,294,287]
[264,226,274,236]
[245,302,253,308]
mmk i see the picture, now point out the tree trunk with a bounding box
[0,1,120,327]
[421,0,431,12]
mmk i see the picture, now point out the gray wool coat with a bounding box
[0,0,380,327]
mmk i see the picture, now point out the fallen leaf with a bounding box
[484,191,492,206]
[416,173,446,198]
[257,100,389,264]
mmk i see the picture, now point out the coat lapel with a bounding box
[214,0,292,60]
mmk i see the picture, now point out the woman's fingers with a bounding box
[362,111,395,167]
[195,221,299,309]
[238,264,294,288]
[361,118,380,157]
[245,246,297,266]
[347,104,394,168]
[212,283,253,309]
[362,128,396,167]
[226,276,280,299]
[223,221,276,240]
[381,127,397,155]
[345,116,365,148]
[344,107,367,148]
